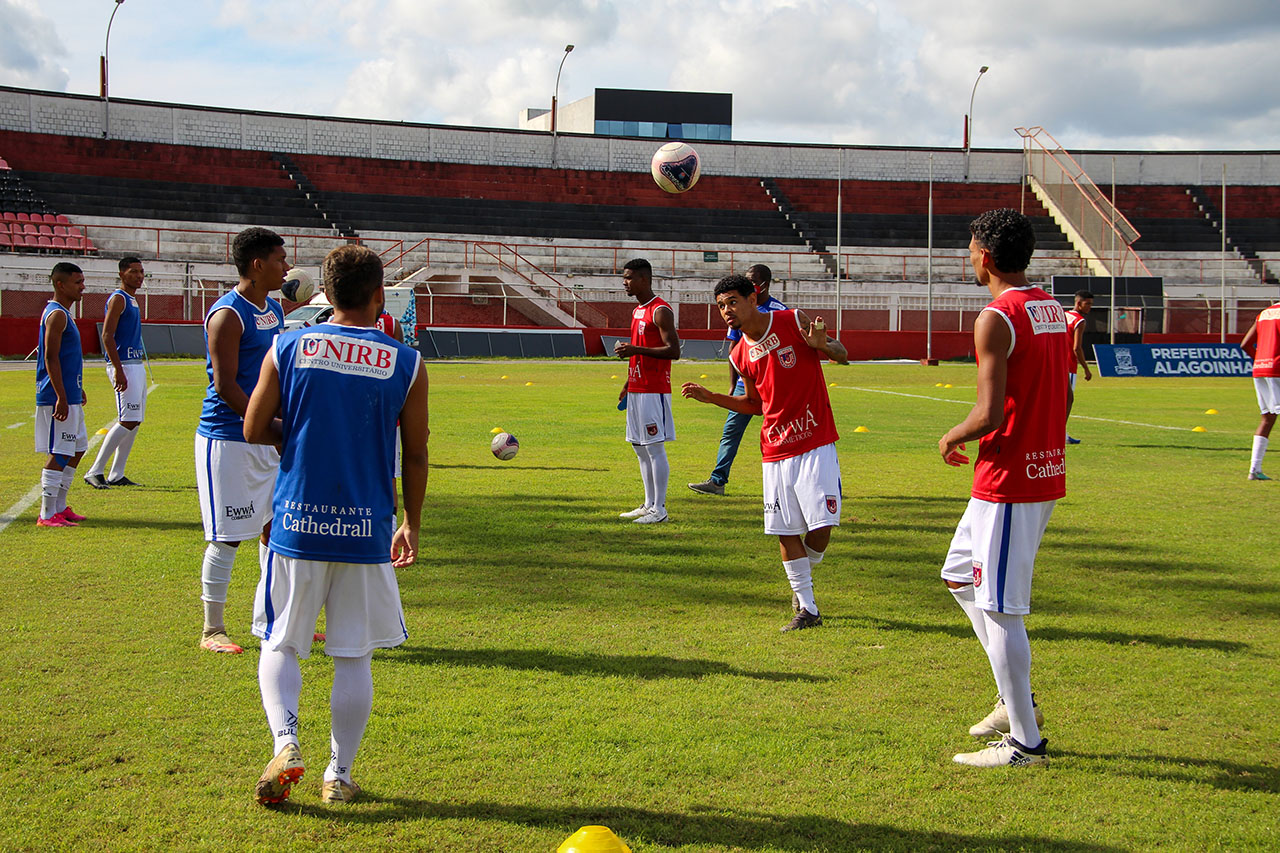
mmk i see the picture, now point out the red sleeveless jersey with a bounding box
[730,310,840,462]
[375,312,397,338]
[1064,309,1085,374]
[972,287,1069,503]
[627,297,673,393]
[1252,304,1280,377]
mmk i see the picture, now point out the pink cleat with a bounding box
[36,515,75,528]
[59,507,87,523]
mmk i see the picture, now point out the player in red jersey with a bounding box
[375,308,403,343]
[1063,290,1093,444]
[939,209,1069,768]
[1240,301,1280,479]
[614,259,680,523]
[682,274,848,632]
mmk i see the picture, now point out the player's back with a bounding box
[1253,303,1280,376]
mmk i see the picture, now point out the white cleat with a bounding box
[619,506,652,519]
[969,694,1044,738]
[953,734,1048,768]
[633,510,669,524]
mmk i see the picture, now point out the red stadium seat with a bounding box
[0,232,12,249]
[23,223,37,234]
[53,225,67,237]
[0,157,10,170]
[42,213,57,224]
[16,212,30,222]
[65,235,83,250]
[1,211,16,223]
[54,214,70,224]
[51,236,67,249]
[37,235,53,249]
[37,224,53,236]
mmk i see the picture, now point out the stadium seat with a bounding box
[51,236,67,249]
[16,212,30,222]
[37,235,52,249]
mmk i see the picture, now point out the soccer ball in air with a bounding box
[282,268,316,303]
[491,432,520,460]
[651,142,701,194]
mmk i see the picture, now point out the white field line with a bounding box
[840,385,1201,433]
[0,383,158,534]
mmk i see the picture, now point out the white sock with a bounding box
[949,583,989,651]
[108,426,139,481]
[633,443,655,510]
[40,468,61,519]
[326,654,373,784]
[201,541,238,631]
[648,442,669,515]
[57,465,76,514]
[982,609,1040,748]
[783,557,817,614]
[88,423,127,477]
[259,647,302,754]
[803,543,825,567]
[1251,435,1268,473]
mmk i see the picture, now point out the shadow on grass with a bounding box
[280,799,1126,851]
[384,645,828,683]
[1055,749,1280,793]
[858,618,1249,653]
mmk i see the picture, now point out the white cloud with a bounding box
[0,0,70,90]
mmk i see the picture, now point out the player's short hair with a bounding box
[714,274,755,299]
[747,263,772,286]
[322,244,384,311]
[622,258,652,278]
[1075,290,1094,300]
[231,227,284,276]
[50,262,82,284]
[119,256,142,272]
[969,208,1036,273]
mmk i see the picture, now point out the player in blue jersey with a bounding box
[244,244,428,805]
[688,264,787,496]
[34,263,88,527]
[84,257,147,488]
[194,228,288,654]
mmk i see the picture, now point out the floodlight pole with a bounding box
[963,65,988,182]
[1221,163,1227,343]
[101,0,125,140]
[1110,158,1117,344]
[835,147,843,338]
[927,153,934,362]
[550,44,574,167]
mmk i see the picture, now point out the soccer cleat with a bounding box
[83,473,110,489]
[953,734,1048,768]
[59,506,87,523]
[633,510,668,524]
[969,694,1044,738]
[687,479,725,496]
[619,506,651,519]
[107,476,141,487]
[320,778,362,804]
[1248,470,1271,481]
[199,630,244,654]
[36,515,75,528]
[255,743,306,805]
[1065,436,1081,445]
[781,608,822,632]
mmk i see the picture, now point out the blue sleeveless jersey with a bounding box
[268,324,420,563]
[197,290,283,441]
[36,301,82,406]
[108,289,145,363]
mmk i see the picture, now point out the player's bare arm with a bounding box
[102,292,128,391]
[394,364,430,568]
[940,310,1010,465]
[207,308,251,418]
[613,306,681,360]
[681,372,764,415]
[243,356,283,445]
[796,309,849,364]
[1074,322,1092,381]
[43,309,69,421]
[1242,319,1259,351]
[728,359,741,394]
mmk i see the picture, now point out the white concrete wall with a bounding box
[5,86,1277,187]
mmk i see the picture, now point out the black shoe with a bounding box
[107,476,141,486]
[781,608,822,632]
[83,473,110,489]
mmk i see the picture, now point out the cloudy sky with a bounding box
[5,0,1280,151]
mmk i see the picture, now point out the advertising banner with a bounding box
[1093,343,1252,378]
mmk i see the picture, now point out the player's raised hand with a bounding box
[940,437,969,466]
[391,524,418,568]
[804,316,828,347]
[681,382,711,403]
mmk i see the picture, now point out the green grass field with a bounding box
[1,358,1276,852]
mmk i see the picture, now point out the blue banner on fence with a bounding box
[1093,343,1252,378]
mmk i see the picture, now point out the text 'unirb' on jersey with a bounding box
[1025,300,1067,335]
[296,333,398,378]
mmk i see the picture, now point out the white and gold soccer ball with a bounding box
[651,141,701,194]
[491,432,519,460]
[282,268,317,303]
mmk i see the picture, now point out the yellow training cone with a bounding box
[829,382,838,387]
[490,427,504,434]
[557,825,632,853]
[700,374,708,378]
[525,381,534,386]
[96,427,110,435]
[610,374,618,379]
[1205,408,1219,415]
[1191,426,1207,432]
[500,375,508,379]
[854,425,870,433]
[944,383,954,388]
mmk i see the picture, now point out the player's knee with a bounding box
[944,579,971,590]
[122,421,141,430]
[49,453,70,469]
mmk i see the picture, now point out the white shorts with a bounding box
[762,443,842,536]
[1255,377,1280,414]
[1068,372,1077,391]
[394,425,402,479]
[194,433,278,543]
[34,404,88,456]
[625,392,675,445]
[941,497,1056,616]
[108,363,148,423]
[252,550,408,659]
